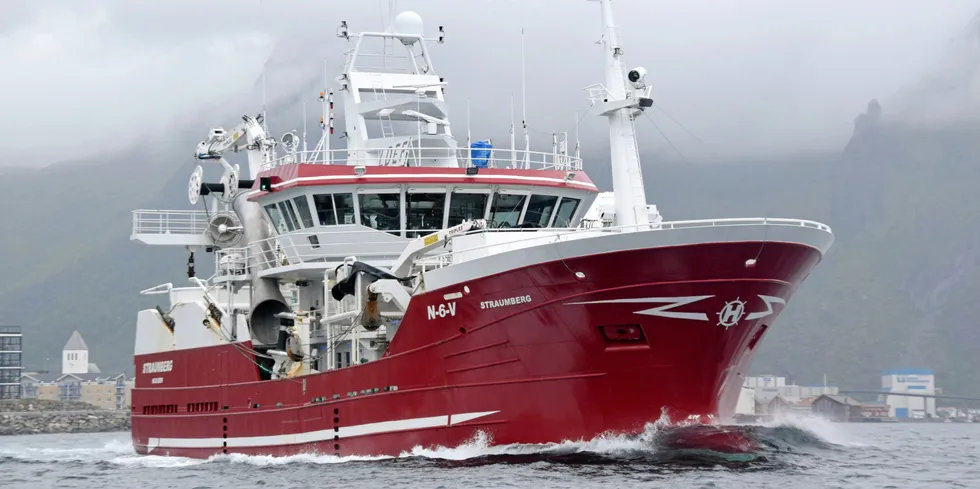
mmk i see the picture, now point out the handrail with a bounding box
[417,217,833,269]
[212,217,832,277]
[263,146,583,172]
[132,209,209,236]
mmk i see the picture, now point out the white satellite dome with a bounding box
[392,11,424,45]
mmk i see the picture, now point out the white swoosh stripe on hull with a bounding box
[745,295,785,320]
[145,410,500,451]
[564,296,714,321]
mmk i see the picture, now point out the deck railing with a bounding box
[212,217,832,278]
[131,210,209,237]
[416,217,833,269]
[262,146,583,172]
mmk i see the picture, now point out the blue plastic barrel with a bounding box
[470,140,492,168]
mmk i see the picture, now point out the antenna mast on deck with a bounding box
[520,27,530,169]
[588,0,654,229]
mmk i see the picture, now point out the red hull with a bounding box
[131,240,821,458]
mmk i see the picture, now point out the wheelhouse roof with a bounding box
[248,164,597,201]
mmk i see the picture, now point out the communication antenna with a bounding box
[521,26,530,169]
[510,94,517,169]
[261,70,269,133]
[302,102,308,154]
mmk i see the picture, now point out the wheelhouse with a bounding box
[240,163,599,279]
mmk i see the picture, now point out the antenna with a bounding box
[262,70,269,133]
[466,98,472,167]
[302,102,308,154]
[520,26,530,169]
[574,110,581,161]
[510,94,517,169]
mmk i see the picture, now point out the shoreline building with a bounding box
[881,369,936,419]
[0,326,23,399]
[745,375,839,403]
[19,330,132,410]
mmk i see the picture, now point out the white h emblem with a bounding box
[717,298,746,330]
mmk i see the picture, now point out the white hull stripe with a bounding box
[745,295,785,320]
[565,296,714,321]
[248,173,597,197]
[145,410,499,451]
[564,295,785,322]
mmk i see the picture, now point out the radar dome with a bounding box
[392,11,424,45]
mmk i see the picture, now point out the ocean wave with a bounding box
[0,412,860,469]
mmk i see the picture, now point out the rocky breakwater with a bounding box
[0,399,130,435]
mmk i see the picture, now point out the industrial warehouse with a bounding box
[736,370,978,423]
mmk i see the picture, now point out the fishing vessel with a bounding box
[129,0,833,458]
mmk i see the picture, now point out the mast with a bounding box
[521,27,530,169]
[592,0,651,229]
[510,94,517,168]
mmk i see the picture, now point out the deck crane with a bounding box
[194,114,278,197]
[185,113,294,348]
[185,113,280,271]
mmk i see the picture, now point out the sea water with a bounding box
[0,414,976,488]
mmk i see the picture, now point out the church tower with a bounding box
[61,330,89,375]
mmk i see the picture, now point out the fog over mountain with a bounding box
[3,0,979,164]
[2,0,979,395]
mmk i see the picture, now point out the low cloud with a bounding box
[4,0,979,167]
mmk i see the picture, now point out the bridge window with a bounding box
[278,202,300,231]
[293,196,315,228]
[313,194,337,226]
[313,193,356,226]
[553,197,581,227]
[358,191,401,235]
[488,192,527,228]
[334,193,355,225]
[265,204,288,233]
[406,191,447,238]
[447,191,488,227]
[522,195,559,228]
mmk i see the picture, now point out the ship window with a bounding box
[358,192,401,235]
[488,193,527,228]
[553,197,581,228]
[447,192,488,227]
[278,202,298,231]
[522,195,559,228]
[334,193,355,225]
[265,204,287,233]
[313,194,337,226]
[406,192,446,238]
[315,193,356,226]
[293,196,315,228]
[284,201,302,230]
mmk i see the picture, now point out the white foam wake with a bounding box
[737,411,871,448]
[0,412,863,467]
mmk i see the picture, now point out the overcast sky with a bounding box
[3,0,979,166]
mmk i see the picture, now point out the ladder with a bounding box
[371,78,396,139]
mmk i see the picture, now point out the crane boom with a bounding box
[195,114,277,179]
